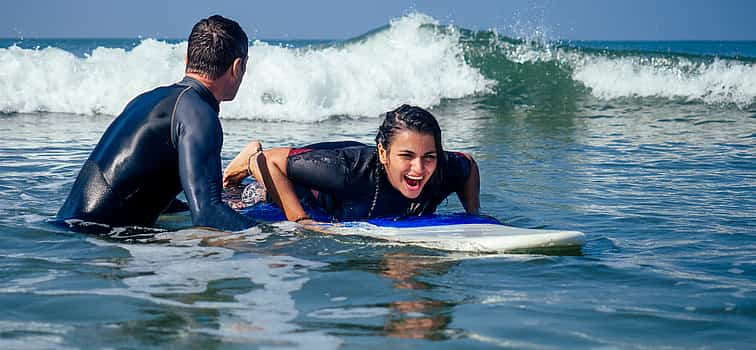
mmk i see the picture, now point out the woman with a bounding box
[224,104,480,223]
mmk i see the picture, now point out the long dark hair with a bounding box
[375,104,446,202]
[186,15,248,80]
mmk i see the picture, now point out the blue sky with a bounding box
[2,0,755,40]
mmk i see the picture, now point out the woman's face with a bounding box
[378,130,438,199]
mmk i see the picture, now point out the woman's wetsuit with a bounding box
[57,77,255,231]
[286,141,471,221]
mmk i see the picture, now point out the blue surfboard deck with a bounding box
[239,203,500,225]
[239,204,585,253]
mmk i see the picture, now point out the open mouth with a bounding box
[404,174,423,191]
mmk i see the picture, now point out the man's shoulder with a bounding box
[136,80,213,111]
[123,82,184,107]
[174,87,219,120]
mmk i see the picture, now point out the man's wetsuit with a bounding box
[286,141,471,221]
[57,77,255,231]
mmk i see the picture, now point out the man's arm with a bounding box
[174,104,255,231]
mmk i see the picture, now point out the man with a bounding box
[57,15,254,231]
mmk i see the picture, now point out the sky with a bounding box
[2,0,755,41]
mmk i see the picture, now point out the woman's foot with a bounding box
[223,141,262,187]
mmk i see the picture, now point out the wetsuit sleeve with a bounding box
[286,148,350,193]
[173,101,255,231]
[443,151,472,193]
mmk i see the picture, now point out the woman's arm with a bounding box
[223,142,308,222]
[224,144,311,222]
[457,153,480,215]
[252,148,311,222]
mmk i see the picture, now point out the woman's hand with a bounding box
[458,152,481,215]
[223,141,263,187]
[296,218,335,234]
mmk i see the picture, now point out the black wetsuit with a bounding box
[286,141,471,221]
[57,77,255,231]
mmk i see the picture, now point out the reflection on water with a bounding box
[380,253,456,340]
[0,228,342,349]
[384,300,452,340]
[111,236,341,348]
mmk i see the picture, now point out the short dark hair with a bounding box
[186,15,248,80]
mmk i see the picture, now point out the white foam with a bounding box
[0,321,73,350]
[480,290,529,304]
[0,14,492,121]
[0,39,185,115]
[498,39,756,107]
[227,13,493,121]
[465,332,545,349]
[572,56,756,106]
[7,271,66,288]
[0,253,72,264]
[307,306,390,319]
[0,320,72,334]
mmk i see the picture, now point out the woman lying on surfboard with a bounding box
[223,104,480,224]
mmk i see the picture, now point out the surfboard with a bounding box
[239,204,586,253]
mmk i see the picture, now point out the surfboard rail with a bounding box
[239,203,586,253]
[312,221,586,253]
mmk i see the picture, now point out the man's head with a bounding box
[186,15,248,80]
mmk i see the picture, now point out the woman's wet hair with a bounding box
[375,104,446,200]
[186,15,248,80]
[376,104,443,153]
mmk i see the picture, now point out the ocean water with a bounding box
[1,13,755,349]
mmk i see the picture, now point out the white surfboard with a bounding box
[306,221,586,253]
[237,204,585,253]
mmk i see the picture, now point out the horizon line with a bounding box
[2,37,756,43]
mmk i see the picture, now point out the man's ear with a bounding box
[377,143,388,165]
[232,57,244,78]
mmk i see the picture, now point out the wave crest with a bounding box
[481,35,756,108]
[0,13,493,120]
[2,14,754,118]
[572,55,756,106]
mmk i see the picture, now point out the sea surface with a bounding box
[1,13,755,349]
